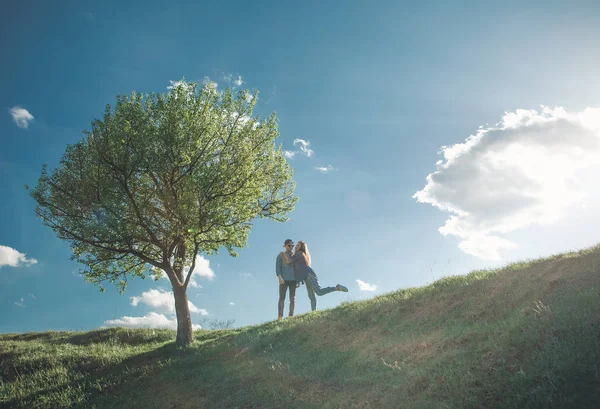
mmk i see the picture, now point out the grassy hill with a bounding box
[2,245,600,409]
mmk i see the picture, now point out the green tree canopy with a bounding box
[28,79,298,345]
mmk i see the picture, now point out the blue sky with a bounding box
[3,0,600,332]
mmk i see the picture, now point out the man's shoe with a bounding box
[336,284,348,292]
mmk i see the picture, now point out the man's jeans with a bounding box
[305,271,336,311]
[278,280,297,318]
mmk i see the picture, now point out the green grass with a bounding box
[2,244,600,408]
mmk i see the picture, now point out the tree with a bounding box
[28,79,298,346]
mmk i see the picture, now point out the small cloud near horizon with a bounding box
[103,312,202,330]
[356,279,377,291]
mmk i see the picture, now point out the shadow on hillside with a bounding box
[4,342,190,409]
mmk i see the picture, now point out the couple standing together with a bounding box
[275,239,348,320]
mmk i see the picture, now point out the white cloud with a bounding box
[9,106,34,129]
[0,245,37,268]
[15,297,25,307]
[356,279,377,292]
[293,138,314,157]
[414,106,600,260]
[240,272,255,278]
[184,255,215,288]
[130,288,208,315]
[222,74,243,88]
[230,302,235,306]
[314,165,335,174]
[284,150,296,159]
[161,254,215,287]
[103,312,202,330]
[245,93,254,103]
[28,293,36,299]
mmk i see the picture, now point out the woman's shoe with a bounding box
[336,284,348,292]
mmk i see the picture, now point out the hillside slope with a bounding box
[2,245,600,409]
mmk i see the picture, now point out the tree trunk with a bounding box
[173,285,194,346]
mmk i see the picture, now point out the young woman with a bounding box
[292,240,348,311]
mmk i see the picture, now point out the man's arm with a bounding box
[276,253,285,284]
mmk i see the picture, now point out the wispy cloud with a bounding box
[230,302,236,306]
[167,80,192,91]
[8,106,34,129]
[0,245,37,268]
[283,150,296,159]
[414,106,600,260]
[356,279,377,292]
[221,73,244,88]
[293,138,314,157]
[240,272,255,278]
[15,297,25,307]
[84,12,94,20]
[265,86,277,105]
[103,312,202,330]
[199,77,219,94]
[314,165,335,174]
[28,293,36,299]
[130,288,208,315]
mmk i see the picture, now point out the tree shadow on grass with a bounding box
[3,330,246,409]
[4,342,187,409]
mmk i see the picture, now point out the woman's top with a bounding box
[292,250,314,282]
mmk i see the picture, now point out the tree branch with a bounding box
[38,210,166,270]
[183,240,200,289]
[120,177,164,250]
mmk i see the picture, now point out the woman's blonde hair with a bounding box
[297,241,311,267]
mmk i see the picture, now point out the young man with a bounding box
[275,239,297,320]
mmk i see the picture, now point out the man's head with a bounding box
[283,239,294,251]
